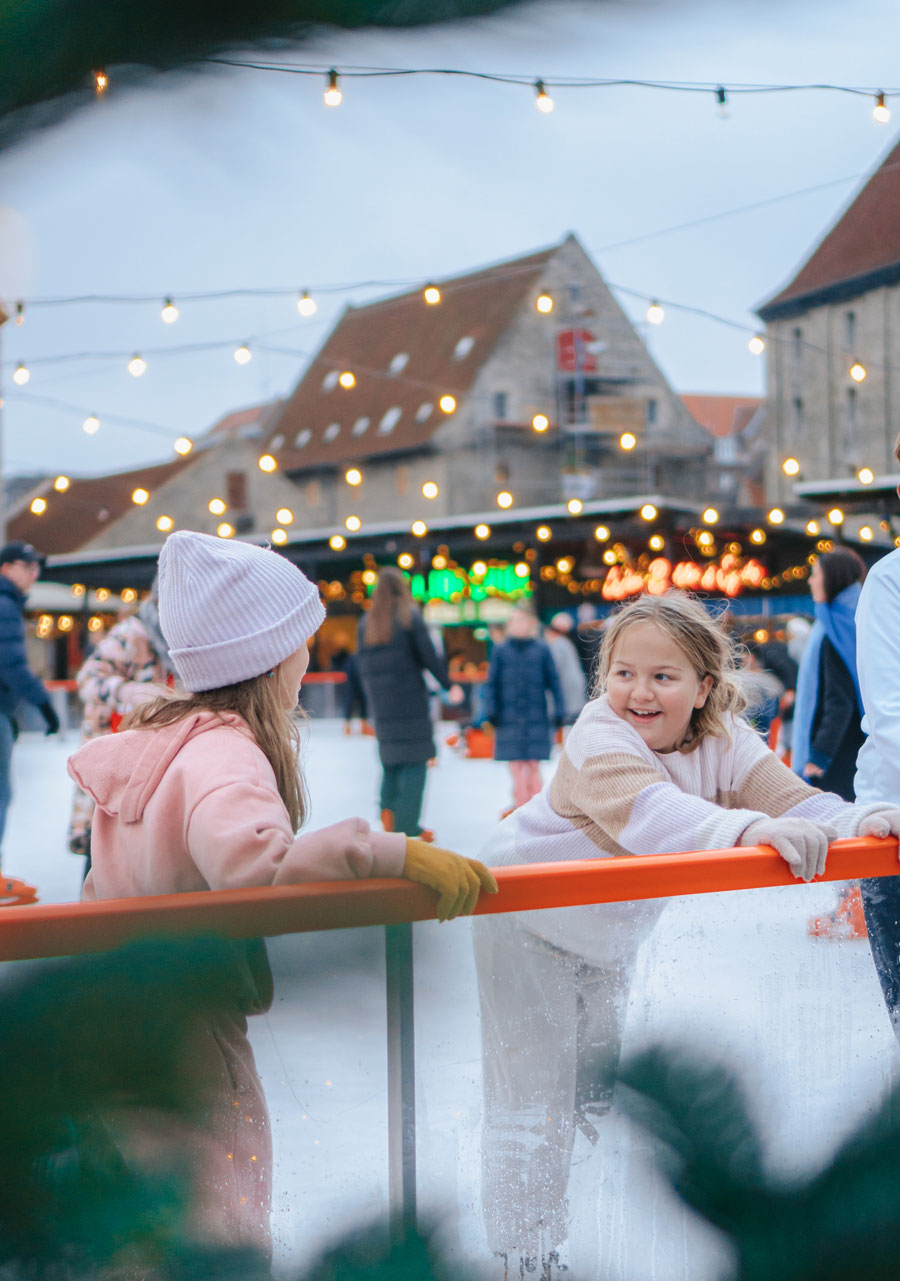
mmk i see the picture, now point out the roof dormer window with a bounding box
[352,416,370,437]
[294,428,312,448]
[415,402,433,424]
[389,353,409,374]
[378,407,402,434]
[454,335,475,360]
[323,422,340,442]
[322,370,340,391]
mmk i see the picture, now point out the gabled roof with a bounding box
[261,243,560,471]
[681,394,763,439]
[6,456,194,555]
[758,136,900,319]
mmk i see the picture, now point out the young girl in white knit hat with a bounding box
[472,591,900,1278]
[68,530,496,1260]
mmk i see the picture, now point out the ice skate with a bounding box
[808,884,868,940]
[0,875,39,906]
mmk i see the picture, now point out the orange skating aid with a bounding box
[0,877,39,907]
[808,884,868,940]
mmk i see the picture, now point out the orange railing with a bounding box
[0,835,895,963]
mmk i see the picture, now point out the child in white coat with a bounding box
[473,591,900,1275]
[68,530,496,1259]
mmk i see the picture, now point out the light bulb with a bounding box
[860,525,874,541]
[411,520,428,536]
[258,454,277,472]
[83,414,100,434]
[497,491,514,509]
[782,457,800,476]
[472,561,487,577]
[173,436,193,455]
[234,344,252,365]
[874,92,891,124]
[474,523,491,539]
[536,292,553,314]
[157,515,174,532]
[536,525,552,541]
[534,79,553,113]
[439,395,456,414]
[324,68,342,107]
[424,284,441,305]
[297,290,317,317]
[132,488,149,505]
[858,466,875,484]
[161,298,179,324]
[345,468,362,486]
[30,497,46,515]
[646,301,664,325]
[345,515,361,531]
[750,529,766,545]
[594,525,610,541]
[702,507,719,524]
[748,333,765,355]
[768,507,785,524]
[422,482,439,498]
[603,549,617,565]
[208,498,227,515]
[567,499,583,514]
[828,507,845,525]
[128,354,146,377]
[532,413,549,432]
[649,535,665,551]
[850,361,867,382]
[217,523,234,539]
[398,553,414,569]
[806,520,820,536]
[619,432,637,451]
[640,504,657,521]
[12,363,29,385]
[94,69,109,95]
[53,476,70,492]
[338,371,356,388]
[329,534,346,551]
[276,507,294,524]
[272,528,288,545]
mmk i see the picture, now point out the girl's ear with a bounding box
[694,674,714,709]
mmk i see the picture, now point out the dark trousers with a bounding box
[861,877,900,1034]
[379,762,428,836]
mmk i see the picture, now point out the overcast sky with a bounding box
[0,0,897,479]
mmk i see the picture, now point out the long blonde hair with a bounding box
[363,566,414,646]
[593,592,747,751]
[124,672,307,830]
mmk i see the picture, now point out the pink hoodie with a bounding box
[68,711,406,900]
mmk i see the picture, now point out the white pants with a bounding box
[473,914,640,1258]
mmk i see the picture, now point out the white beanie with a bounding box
[158,531,326,692]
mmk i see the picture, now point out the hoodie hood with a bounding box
[68,711,250,824]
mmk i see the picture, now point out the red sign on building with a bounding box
[556,328,597,374]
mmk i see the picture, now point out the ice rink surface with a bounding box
[4,721,899,1279]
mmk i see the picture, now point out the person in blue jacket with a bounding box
[0,542,60,865]
[485,605,565,815]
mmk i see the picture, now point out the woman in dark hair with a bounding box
[355,567,459,838]
[794,546,867,939]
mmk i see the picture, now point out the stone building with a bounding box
[758,135,900,509]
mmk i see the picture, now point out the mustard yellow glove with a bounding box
[403,837,499,922]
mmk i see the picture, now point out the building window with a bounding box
[845,311,856,350]
[295,428,312,448]
[494,463,510,483]
[416,402,433,423]
[846,386,857,430]
[352,416,369,437]
[269,434,284,449]
[792,328,803,360]
[395,465,408,495]
[306,479,319,508]
[322,370,339,391]
[493,392,508,421]
[323,422,340,442]
[389,353,409,374]
[793,396,804,431]
[379,407,402,434]
[226,471,248,511]
[645,398,658,426]
[454,335,475,360]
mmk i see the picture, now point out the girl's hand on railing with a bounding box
[403,838,499,922]
[857,809,900,842]
[740,817,838,882]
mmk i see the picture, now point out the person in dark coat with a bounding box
[356,567,458,838]
[0,542,60,871]
[484,605,565,814]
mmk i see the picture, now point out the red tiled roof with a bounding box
[7,456,194,555]
[263,244,560,471]
[759,136,900,314]
[204,401,279,438]
[680,394,763,439]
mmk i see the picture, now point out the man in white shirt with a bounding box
[855,440,900,1035]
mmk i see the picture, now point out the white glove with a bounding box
[740,816,838,882]
[856,808,900,841]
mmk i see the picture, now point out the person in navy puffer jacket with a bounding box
[485,605,564,815]
[0,542,59,869]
